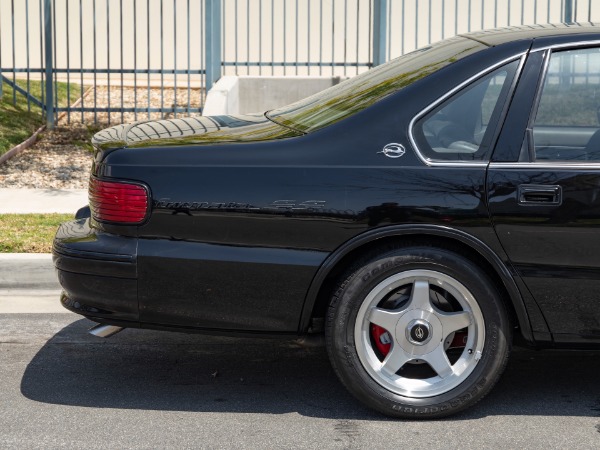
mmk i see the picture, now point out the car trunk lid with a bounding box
[91,113,302,152]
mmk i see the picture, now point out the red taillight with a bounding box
[89,178,149,224]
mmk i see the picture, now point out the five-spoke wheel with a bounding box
[325,246,511,418]
[355,269,484,397]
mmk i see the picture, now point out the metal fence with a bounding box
[219,0,594,78]
[0,0,210,127]
[0,0,598,128]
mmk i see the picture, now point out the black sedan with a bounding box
[54,24,600,418]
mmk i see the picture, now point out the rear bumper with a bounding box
[53,219,138,321]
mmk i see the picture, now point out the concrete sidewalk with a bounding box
[0,188,87,214]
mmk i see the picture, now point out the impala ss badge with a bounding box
[378,143,406,158]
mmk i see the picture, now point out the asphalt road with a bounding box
[1,313,599,449]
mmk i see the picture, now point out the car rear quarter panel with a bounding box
[95,135,494,332]
[91,42,531,333]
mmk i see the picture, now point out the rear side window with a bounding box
[413,60,519,162]
[267,36,486,133]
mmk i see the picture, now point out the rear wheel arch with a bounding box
[301,225,534,344]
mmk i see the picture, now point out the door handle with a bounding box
[518,184,562,205]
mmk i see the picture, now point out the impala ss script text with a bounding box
[153,199,328,212]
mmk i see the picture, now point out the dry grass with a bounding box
[0,214,72,253]
[0,79,80,156]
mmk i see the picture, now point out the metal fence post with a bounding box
[43,0,54,129]
[205,0,222,92]
[372,0,388,67]
[564,0,573,23]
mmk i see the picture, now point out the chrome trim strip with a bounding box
[410,161,489,168]
[532,39,600,53]
[408,53,527,168]
[489,162,600,170]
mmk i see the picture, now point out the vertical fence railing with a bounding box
[205,0,221,91]
[43,0,53,128]
[372,0,387,68]
[0,0,596,128]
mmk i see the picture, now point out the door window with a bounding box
[531,47,600,161]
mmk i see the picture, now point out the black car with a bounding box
[54,24,600,418]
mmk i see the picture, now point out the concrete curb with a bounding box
[0,189,83,313]
[0,254,59,290]
[0,254,68,314]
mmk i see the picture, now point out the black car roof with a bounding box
[461,23,600,47]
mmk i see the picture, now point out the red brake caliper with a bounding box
[370,324,391,356]
[448,330,468,349]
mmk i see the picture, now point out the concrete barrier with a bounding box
[203,76,345,115]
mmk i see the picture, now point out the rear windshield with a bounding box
[266,36,485,133]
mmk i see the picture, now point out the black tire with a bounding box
[325,246,511,419]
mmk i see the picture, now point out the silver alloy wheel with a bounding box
[354,269,485,398]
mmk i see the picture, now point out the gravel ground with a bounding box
[0,125,93,189]
[0,86,203,189]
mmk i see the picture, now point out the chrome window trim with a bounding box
[489,162,600,170]
[408,53,527,168]
[531,39,600,53]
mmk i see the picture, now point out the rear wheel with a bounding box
[325,246,511,418]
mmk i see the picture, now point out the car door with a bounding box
[488,44,600,345]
